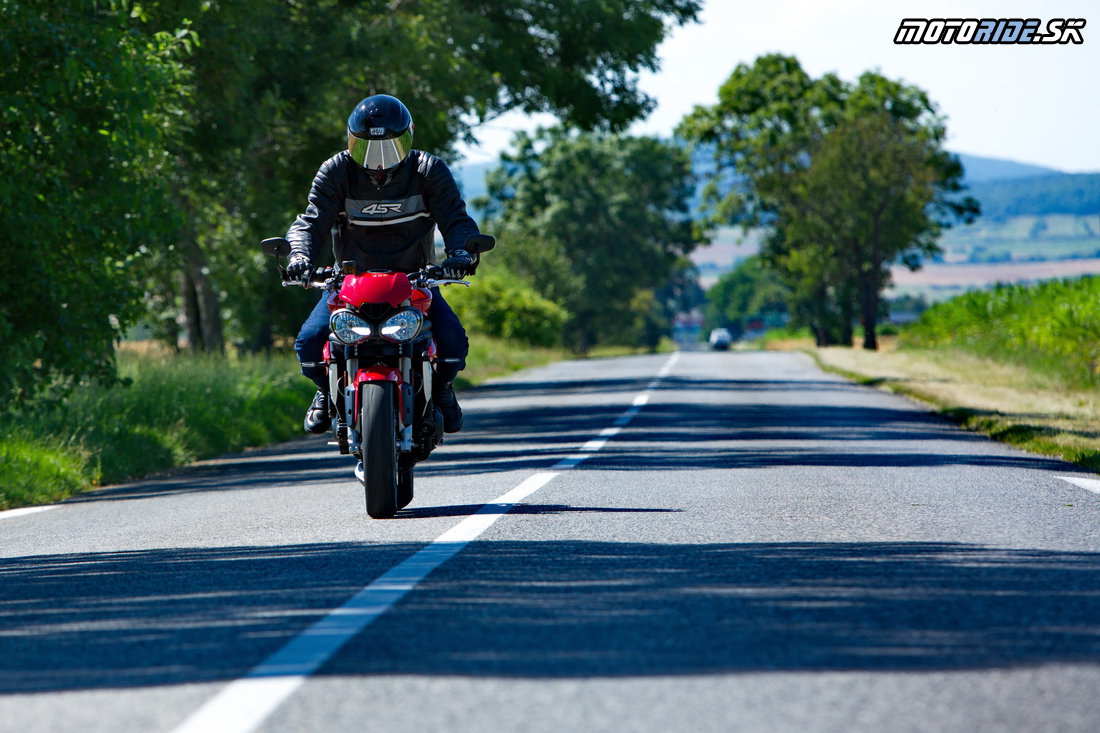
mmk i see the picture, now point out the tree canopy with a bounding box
[0,0,193,406]
[481,128,703,352]
[0,0,701,407]
[679,54,978,348]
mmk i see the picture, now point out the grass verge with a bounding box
[0,334,583,510]
[0,348,315,510]
[805,338,1100,474]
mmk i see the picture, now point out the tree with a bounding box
[0,0,192,407]
[678,55,977,348]
[482,129,704,353]
[704,257,788,338]
[784,111,954,349]
[133,0,703,353]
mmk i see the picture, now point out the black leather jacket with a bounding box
[286,149,480,273]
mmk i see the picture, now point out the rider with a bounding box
[285,94,481,435]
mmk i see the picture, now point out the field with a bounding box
[888,257,1100,300]
[937,213,1100,263]
[692,215,1100,296]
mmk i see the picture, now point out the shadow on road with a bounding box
[3,540,1100,692]
[418,396,1072,476]
[67,366,1073,504]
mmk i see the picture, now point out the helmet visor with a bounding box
[348,130,413,171]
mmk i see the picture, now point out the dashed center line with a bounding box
[171,351,679,733]
[0,505,57,521]
[1056,476,1100,495]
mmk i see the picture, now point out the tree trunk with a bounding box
[860,235,884,351]
[181,238,225,354]
[181,271,203,351]
[858,271,879,351]
[840,281,855,347]
[246,291,275,353]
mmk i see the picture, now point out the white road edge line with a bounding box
[1056,476,1100,495]
[0,505,57,521]
[171,351,680,733]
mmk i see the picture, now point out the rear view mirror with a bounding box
[260,237,291,257]
[464,233,496,254]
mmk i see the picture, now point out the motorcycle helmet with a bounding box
[347,94,414,172]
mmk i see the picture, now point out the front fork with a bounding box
[336,355,414,456]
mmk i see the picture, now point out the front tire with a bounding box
[360,382,399,518]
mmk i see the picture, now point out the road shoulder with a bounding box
[805,342,1100,475]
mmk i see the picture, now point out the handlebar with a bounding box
[278,266,469,290]
[279,266,335,290]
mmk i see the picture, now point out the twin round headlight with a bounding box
[330,308,423,344]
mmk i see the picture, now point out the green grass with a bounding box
[809,341,1100,476]
[455,335,571,390]
[1,331,678,510]
[0,334,585,510]
[0,348,314,510]
[902,275,1100,387]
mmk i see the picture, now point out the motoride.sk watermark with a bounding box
[895,18,1085,45]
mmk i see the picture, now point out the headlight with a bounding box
[380,308,423,342]
[330,309,372,344]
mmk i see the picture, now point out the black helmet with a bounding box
[347,94,414,171]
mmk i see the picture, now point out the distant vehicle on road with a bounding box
[708,327,733,351]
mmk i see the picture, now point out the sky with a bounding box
[456,0,1099,173]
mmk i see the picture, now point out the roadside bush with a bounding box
[447,270,568,347]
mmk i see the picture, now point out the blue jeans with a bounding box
[294,289,469,391]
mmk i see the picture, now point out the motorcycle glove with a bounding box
[286,254,312,281]
[441,249,474,279]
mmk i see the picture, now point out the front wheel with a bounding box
[360,382,399,518]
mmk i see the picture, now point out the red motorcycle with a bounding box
[261,234,495,518]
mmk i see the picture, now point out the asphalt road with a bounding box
[2,350,1100,732]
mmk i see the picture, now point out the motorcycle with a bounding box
[260,234,495,518]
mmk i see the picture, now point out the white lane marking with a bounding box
[1056,476,1100,495]
[0,505,57,521]
[172,352,679,733]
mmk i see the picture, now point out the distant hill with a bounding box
[457,151,1095,217]
[954,153,1062,182]
[456,149,1100,283]
[965,173,1100,220]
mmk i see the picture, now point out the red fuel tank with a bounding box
[337,271,412,309]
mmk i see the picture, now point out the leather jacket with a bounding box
[286,149,480,273]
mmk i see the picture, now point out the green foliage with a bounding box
[446,269,568,347]
[704,256,788,335]
[901,276,1100,386]
[678,54,977,350]
[482,128,705,352]
[0,333,575,509]
[0,348,312,510]
[0,0,193,408]
[130,0,702,352]
[0,0,701,409]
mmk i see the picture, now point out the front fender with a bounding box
[353,368,404,421]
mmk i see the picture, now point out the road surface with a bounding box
[2,350,1099,732]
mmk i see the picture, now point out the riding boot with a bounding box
[304,389,332,434]
[435,382,463,433]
